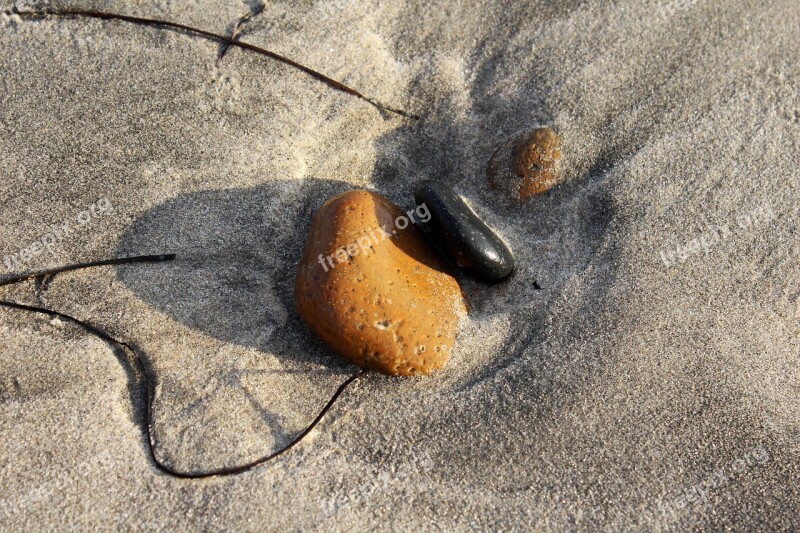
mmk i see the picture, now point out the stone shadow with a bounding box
[366,30,624,392]
[114,177,367,462]
[115,177,359,369]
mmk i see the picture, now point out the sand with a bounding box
[0,0,798,530]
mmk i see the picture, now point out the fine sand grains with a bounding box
[0,0,798,530]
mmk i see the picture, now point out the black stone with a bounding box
[414,180,515,283]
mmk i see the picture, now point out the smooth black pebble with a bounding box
[414,180,515,283]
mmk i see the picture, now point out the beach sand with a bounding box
[0,0,798,529]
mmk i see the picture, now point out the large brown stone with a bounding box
[295,190,466,376]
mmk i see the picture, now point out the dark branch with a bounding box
[0,254,364,478]
[0,254,177,287]
[16,8,420,120]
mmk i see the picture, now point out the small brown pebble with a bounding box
[488,127,563,200]
[295,190,466,376]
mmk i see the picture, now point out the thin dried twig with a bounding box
[0,254,364,478]
[16,8,420,120]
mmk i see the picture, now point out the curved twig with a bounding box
[0,255,364,478]
[0,254,176,287]
[14,8,420,120]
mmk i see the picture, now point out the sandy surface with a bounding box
[0,0,798,530]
